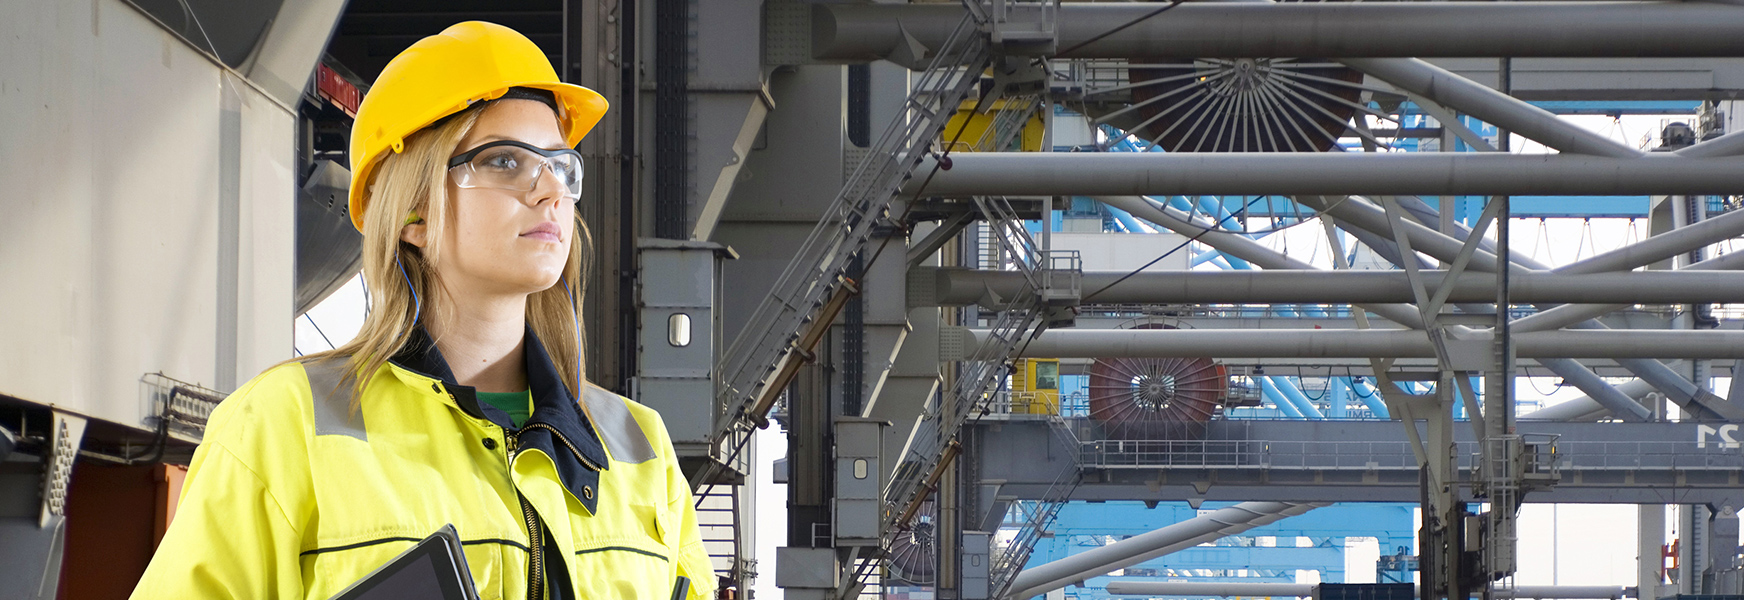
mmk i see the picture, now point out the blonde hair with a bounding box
[299,103,593,404]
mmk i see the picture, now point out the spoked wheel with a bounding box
[1087,323,1225,439]
[1120,58,1380,153]
[886,509,936,587]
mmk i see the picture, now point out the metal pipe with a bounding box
[1554,205,1744,274]
[956,327,1744,360]
[1341,58,1642,158]
[1317,195,1646,421]
[1310,196,1729,419]
[1004,502,1323,600]
[1521,378,1658,421]
[1676,131,1744,159]
[1095,196,1427,329]
[920,268,1744,306]
[812,3,1744,60]
[1511,251,1744,333]
[1531,358,1652,422]
[907,154,1744,197]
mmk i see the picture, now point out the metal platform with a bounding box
[973,418,1744,506]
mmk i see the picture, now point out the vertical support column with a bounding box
[1641,505,1667,600]
[1482,56,1520,592]
[216,75,243,392]
[654,0,691,239]
[565,0,631,390]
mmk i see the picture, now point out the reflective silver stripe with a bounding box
[305,360,366,441]
[581,386,655,464]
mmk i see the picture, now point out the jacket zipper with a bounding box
[482,403,542,600]
[517,422,604,472]
[445,384,583,600]
[516,490,545,600]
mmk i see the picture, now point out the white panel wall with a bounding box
[0,0,295,429]
[1050,232,1193,273]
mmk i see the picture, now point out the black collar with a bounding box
[390,325,609,514]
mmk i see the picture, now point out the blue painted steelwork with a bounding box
[1190,248,1222,267]
[1018,502,1416,600]
[1266,376,1326,419]
[1350,379,1390,419]
[1262,378,1307,419]
[1106,204,1151,234]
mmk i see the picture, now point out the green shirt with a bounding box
[477,390,532,428]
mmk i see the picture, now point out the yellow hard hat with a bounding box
[346,21,609,231]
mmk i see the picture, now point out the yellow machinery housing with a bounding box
[941,99,1046,153]
[1012,358,1061,415]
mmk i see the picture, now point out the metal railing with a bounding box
[1076,437,1743,472]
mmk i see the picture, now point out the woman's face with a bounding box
[424,99,575,299]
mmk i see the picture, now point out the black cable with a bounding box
[1055,0,1189,59]
[305,313,336,350]
[1081,196,1266,304]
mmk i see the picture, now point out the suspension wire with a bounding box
[1054,0,1189,59]
[304,313,336,350]
[1080,196,1267,304]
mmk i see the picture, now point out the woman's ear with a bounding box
[401,218,429,248]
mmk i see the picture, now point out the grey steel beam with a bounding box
[1533,357,1654,422]
[918,268,1744,306]
[1677,130,1744,159]
[1308,196,1739,420]
[1514,249,1744,333]
[1556,202,1744,274]
[1004,502,1323,600]
[973,420,1744,505]
[1099,196,1432,331]
[1097,196,1428,329]
[1422,58,1744,102]
[906,153,1744,197]
[951,327,1744,360]
[1344,57,1642,158]
[812,3,1744,60]
[1305,197,1653,421]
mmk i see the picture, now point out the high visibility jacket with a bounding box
[131,326,718,600]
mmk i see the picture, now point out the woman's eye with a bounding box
[478,151,519,171]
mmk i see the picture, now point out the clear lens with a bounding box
[454,145,584,199]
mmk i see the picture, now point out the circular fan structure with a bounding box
[886,519,936,586]
[1125,58,1365,153]
[1088,323,1224,439]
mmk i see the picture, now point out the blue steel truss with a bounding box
[1016,501,1415,600]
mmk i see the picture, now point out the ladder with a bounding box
[836,193,1080,599]
[692,4,995,490]
[989,405,1082,596]
[694,482,751,591]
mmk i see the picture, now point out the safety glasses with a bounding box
[447,140,585,201]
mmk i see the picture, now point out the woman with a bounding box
[132,22,716,600]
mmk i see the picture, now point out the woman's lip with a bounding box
[520,222,562,242]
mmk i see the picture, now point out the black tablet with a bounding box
[328,524,480,600]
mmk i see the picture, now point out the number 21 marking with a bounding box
[1697,424,1740,449]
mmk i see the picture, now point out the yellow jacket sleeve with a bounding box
[130,366,315,599]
